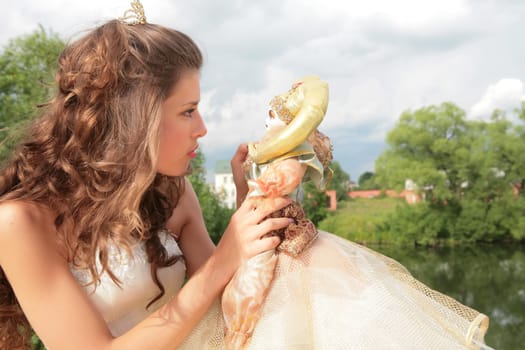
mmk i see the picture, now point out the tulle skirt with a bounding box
[180,231,491,350]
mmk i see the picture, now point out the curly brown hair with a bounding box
[0,20,203,349]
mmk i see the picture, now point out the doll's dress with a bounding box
[180,230,493,350]
[69,230,186,336]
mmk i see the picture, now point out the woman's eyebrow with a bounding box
[180,100,200,106]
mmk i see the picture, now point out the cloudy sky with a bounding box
[1,0,524,181]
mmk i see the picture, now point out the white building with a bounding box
[214,160,236,209]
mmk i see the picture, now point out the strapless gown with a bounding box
[70,230,186,336]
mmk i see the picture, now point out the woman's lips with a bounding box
[188,147,198,158]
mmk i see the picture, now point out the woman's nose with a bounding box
[194,112,207,138]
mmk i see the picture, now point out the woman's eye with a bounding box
[184,109,196,118]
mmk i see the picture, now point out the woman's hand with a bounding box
[213,196,292,285]
[231,144,250,208]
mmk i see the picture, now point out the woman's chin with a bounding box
[157,164,190,177]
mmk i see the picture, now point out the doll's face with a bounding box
[265,109,287,130]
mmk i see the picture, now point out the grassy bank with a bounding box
[318,197,404,245]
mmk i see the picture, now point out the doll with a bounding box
[221,76,335,349]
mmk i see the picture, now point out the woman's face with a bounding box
[157,70,207,176]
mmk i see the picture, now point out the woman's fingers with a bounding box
[265,196,292,213]
[257,217,293,235]
[244,219,287,256]
[245,217,291,255]
[231,143,248,168]
[248,196,292,222]
[219,195,295,268]
[231,144,250,208]
[243,216,292,245]
[249,235,281,255]
[238,197,257,213]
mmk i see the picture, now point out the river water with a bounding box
[372,243,525,350]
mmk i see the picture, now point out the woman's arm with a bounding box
[167,177,215,278]
[0,183,291,350]
[0,202,114,349]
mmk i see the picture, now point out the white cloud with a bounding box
[1,0,525,178]
[282,0,469,28]
[469,79,525,120]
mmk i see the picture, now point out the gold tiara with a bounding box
[119,0,147,25]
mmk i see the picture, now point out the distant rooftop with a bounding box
[214,160,231,174]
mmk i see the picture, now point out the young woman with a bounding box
[0,6,292,350]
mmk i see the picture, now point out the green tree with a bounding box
[302,181,329,225]
[358,171,377,190]
[375,102,525,244]
[0,26,64,162]
[326,160,350,201]
[375,102,474,200]
[32,334,45,349]
[188,151,234,243]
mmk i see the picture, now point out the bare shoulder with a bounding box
[179,177,202,210]
[0,200,54,233]
[166,177,213,275]
[166,178,203,232]
[0,201,57,260]
[0,200,50,223]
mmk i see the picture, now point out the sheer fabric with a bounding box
[181,231,492,350]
